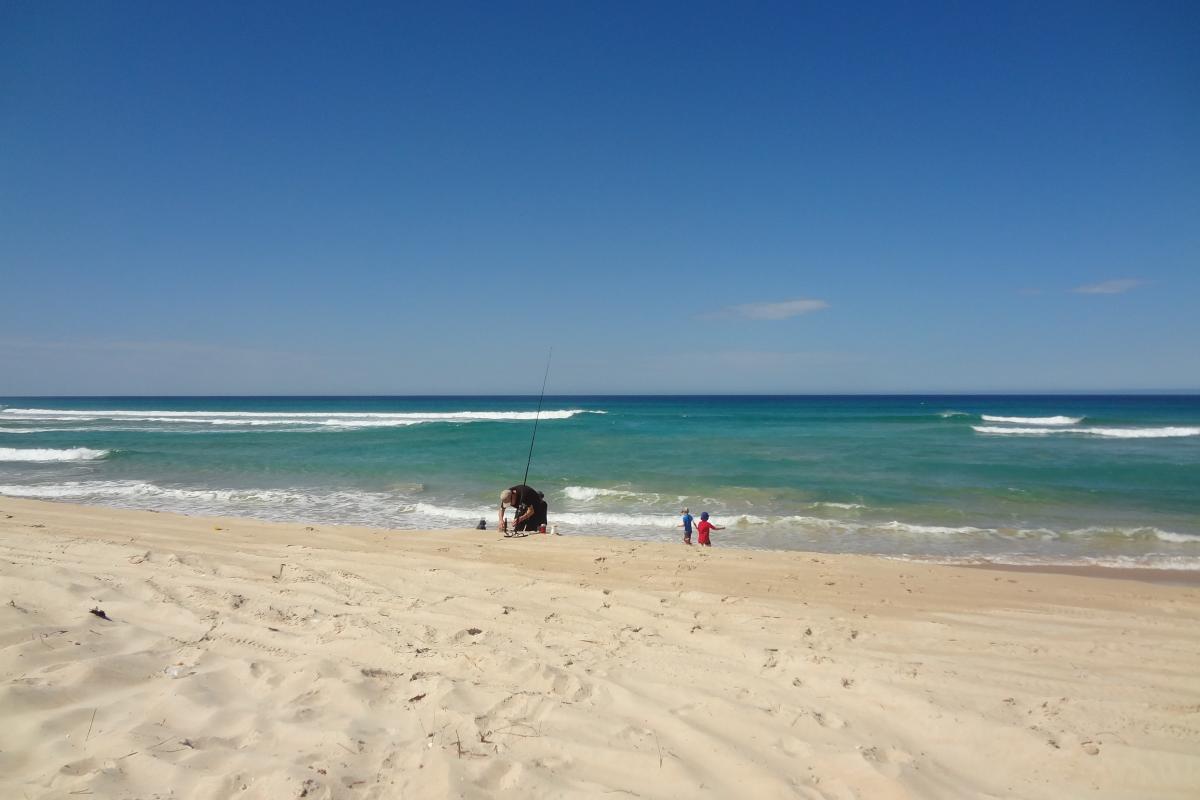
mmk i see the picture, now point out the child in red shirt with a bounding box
[696,512,723,547]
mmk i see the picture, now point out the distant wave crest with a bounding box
[980,415,1082,425]
[0,447,111,462]
[0,407,606,430]
[973,425,1199,439]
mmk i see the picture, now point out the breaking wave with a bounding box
[0,448,111,462]
[561,485,670,503]
[973,425,1200,438]
[564,486,636,501]
[0,407,605,430]
[980,415,1082,425]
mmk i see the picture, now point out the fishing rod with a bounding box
[521,347,553,489]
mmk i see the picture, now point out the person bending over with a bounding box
[499,484,548,533]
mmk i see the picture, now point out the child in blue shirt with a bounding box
[679,508,694,545]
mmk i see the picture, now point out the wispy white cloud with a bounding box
[705,298,829,320]
[1072,279,1142,295]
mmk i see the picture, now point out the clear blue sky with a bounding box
[2,1,1197,394]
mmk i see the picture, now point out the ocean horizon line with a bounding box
[4,391,1199,400]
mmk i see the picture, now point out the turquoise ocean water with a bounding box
[1,396,1197,569]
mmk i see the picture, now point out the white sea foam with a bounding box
[1085,426,1200,438]
[808,502,865,510]
[0,408,605,430]
[972,426,1059,436]
[793,518,1199,543]
[407,502,682,528]
[0,481,297,501]
[0,447,111,462]
[1089,528,1200,544]
[1,408,604,420]
[973,425,1200,438]
[897,554,1200,572]
[564,486,625,501]
[193,419,313,426]
[405,502,493,521]
[288,501,1186,546]
[1009,525,1200,543]
[1155,531,1200,544]
[545,511,682,528]
[0,481,411,529]
[980,415,1082,425]
[877,521,991,536]
[562,485,660,502]
[3,426,242,435]
[772,515,849,529]
[938,411,969,418]
[0,416,102,422]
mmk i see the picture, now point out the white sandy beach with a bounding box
[1,495,1198,799]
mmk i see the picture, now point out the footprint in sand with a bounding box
[812,709,846,729]
[479,761,527,791]
[861,745,912,764]
[59,757,99,776]
[224,635,295,658]
[860,745,915,777]
[545,668,594,702]
[777,735,812,758]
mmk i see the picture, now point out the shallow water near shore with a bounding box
[1,395,1197,569]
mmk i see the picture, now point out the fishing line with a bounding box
[521,348,553,489]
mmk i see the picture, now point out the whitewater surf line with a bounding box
[0,447,111,462]
[980,415,1082,425]
[0,408,604,430]
[973,425,1200,438]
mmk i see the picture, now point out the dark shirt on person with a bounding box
[507,484,542,508]
[508,484,548,532]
